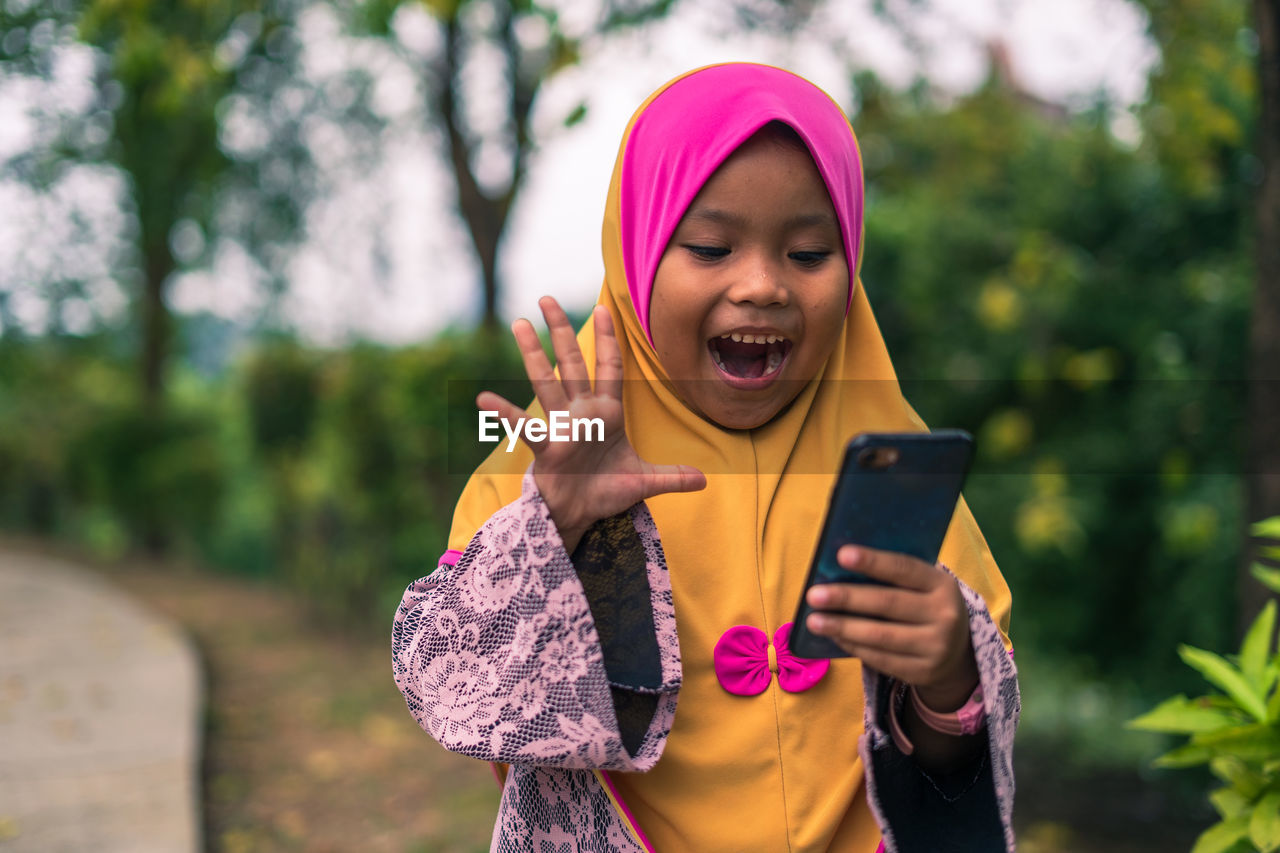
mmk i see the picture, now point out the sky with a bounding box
[0,0,1158,346]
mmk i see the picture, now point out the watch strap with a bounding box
[909,682,986,736]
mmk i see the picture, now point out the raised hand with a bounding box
[477,296,706,553]
[804,545,979,712]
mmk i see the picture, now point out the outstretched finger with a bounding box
[476,389,524,418]
[476,391,550,454]
[539,296,591,399]
[593,306,624,401]
[476,389,527,429]
[512,317,569,414]
[636,463,707,501]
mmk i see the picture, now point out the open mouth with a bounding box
[708,332,792,380]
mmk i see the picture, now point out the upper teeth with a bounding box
[721,332,783,344]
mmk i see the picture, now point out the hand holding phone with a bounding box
[790,431,974,660]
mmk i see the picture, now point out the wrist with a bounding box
[532,469,593,545]
[544,502,590,554]
[914,662,980,713]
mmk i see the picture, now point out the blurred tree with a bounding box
[356,0,674,328]
[355,0,815,328]
[80,0,242,409]
[0,0,362,409]
[1130,0,1274,633]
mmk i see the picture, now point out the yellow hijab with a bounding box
[448,63,1011,853]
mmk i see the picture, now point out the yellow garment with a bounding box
[449,65,1012,852]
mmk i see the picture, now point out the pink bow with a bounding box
[713,622,830,696]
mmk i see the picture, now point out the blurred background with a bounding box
[1,0,1276,850]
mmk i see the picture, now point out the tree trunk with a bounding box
[433,6,535,331]
[141,242,174,412]
[1244,0,1280,634]
[480,241,499,329]
[438,15,501,330]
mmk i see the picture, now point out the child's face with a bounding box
[649,133,849,430]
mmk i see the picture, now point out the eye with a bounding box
[684,245,730,261]
[789,251,831,267]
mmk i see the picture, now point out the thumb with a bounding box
[636,463,707,501]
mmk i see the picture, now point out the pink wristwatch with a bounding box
[910,683,986,736]
[888,681,986,754]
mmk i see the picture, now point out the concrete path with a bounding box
[0,550,202,852]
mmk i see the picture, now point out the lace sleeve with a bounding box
[859,572,1020,853]
[391,469,680,772]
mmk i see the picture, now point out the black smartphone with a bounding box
[790,430,975,659]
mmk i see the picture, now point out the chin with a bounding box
[709,411,773,431]
[700,397,787,431]
[672,378,805,431]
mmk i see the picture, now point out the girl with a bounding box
[393,63,1019,852]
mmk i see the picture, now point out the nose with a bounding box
[726,251,789,308]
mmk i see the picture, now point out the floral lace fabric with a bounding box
[494,766,648,853]
[394,472,1018,852]
[392,470,677,851]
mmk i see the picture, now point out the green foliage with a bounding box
[0,336,125,533]
[217,328,527,625]
[1130,0,1256,199]
[244,339,322,455]
[68,404,227,553]
[0,327,527,625]
[1130,519,1280,853]
[853,11,1254,689]
[0,335,227,556]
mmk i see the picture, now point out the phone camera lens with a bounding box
[856,447,899,470]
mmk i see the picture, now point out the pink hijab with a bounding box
[618,63,865,342]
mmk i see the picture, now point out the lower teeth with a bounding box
[766,350,782,373]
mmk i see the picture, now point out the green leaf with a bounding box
[1241,601,1278,690]
[562,102,587,128]
[423,0,463,20]
[1250,790,1280,852]
[1181,645,1269,722]
[548,34,580,73]
[1192,814,1250,853]
[1193,724,1280,762]
[1266,659,1280,713]
[1211,756,1267,798]
[1129,694,1246,734]
[1262,545,1280,561]
[1255,563,1280,595]
[1253,517,1280,539]
[1210,786,1250,819]
[1155,741,1216,768]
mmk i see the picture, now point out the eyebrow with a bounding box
[682,207,838,230]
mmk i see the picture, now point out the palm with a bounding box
[476,297,705,549]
